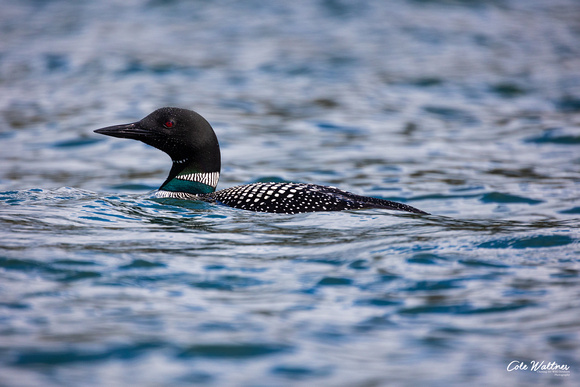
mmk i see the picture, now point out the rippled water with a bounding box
[1,0,579,386]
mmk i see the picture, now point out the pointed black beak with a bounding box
[94,122,150,140]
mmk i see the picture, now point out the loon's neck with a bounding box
[160,161,220,195]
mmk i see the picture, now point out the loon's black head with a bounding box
[94,107,220,169]
[94,107,221,191]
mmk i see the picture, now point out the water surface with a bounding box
[1,0,579,386]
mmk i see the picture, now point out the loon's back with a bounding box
[157,182,428,214]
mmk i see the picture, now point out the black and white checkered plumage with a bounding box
[95,108,429,215]
[158,182,428,214]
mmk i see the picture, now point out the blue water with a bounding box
[1,0,579,386]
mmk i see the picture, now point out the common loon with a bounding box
[94,107,428,215]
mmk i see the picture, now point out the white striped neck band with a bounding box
[175,171,220,188]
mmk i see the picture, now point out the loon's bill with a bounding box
[94,107,429,215]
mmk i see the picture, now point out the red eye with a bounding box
[164,120,175,128]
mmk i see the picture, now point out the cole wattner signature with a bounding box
[507,360,570,377]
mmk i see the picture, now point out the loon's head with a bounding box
[95,107,221,193]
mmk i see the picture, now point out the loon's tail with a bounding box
[357,195,428,214]
[329,188,429,215]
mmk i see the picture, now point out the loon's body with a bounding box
[94,107,428,215]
